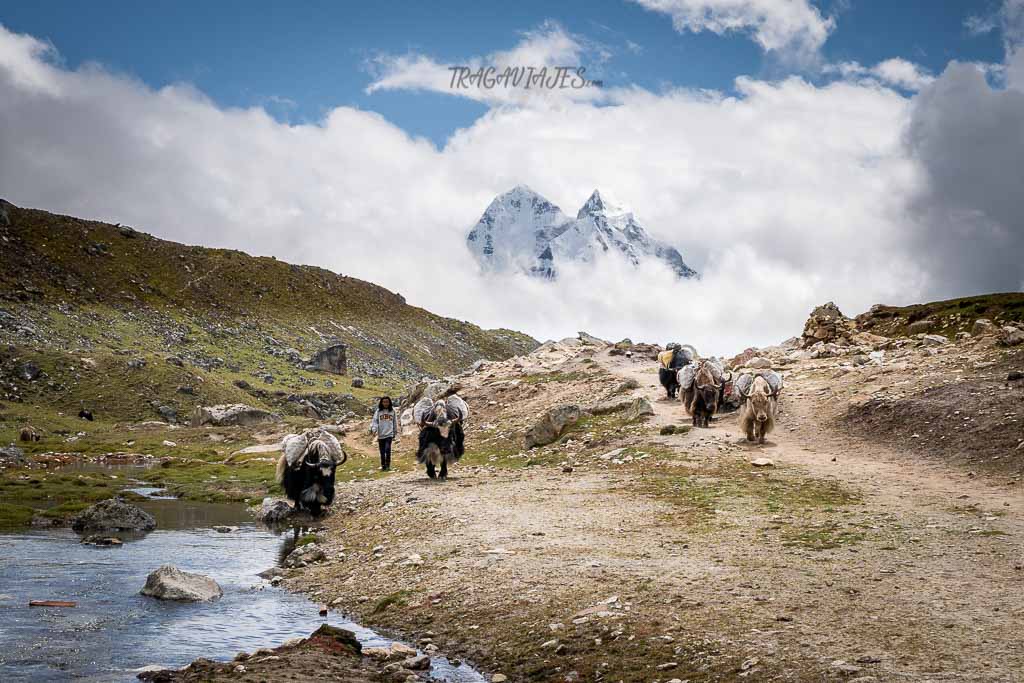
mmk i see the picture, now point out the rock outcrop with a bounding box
[140,565,223,602]
[309,344,347,375]
[524,404,583,449]
[191,404,279,427]
[70,498,157,532]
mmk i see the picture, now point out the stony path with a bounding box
[290,343,1024,682]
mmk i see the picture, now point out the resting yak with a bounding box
[275,428,347,515]
[679,358,727,428]
[736,371,784,444]
[413,394,469,480]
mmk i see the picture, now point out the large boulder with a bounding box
[801,302,856,348]
[191,404,279,427]
[309,344,348,375]
[587,396,634,416]
[972,318,998,336]
[625,397,655,421]
[70,498,156,533]
[140,565,223,602]
[524,405,583,449]
[907,319,936,334]
[999,326,1024,347]
[255,497,293,525]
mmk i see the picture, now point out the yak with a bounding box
[413,394,469,480]
[736,372,783,444]
[275,429,347,516]
[657,344,693,399]
[679,358,725,428]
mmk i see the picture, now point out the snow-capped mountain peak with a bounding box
[466,187,696,280]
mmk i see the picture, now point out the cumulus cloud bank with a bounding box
[366,21,611,105]
[0,21,1020,356]
[630,0,834,61]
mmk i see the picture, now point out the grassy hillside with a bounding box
[0,201,536,425]
[854,293,1024,337]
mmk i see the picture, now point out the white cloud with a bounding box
[5,22,1017,358]
[365,21,611,105]
[630,0,834,60]
[826,57,935,91]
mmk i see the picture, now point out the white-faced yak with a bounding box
[413,394,469,480]
[736,371,784,444]
[276,429,347,516]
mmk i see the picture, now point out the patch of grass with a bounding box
[0,503,35,528]
[780,522,866,550]
[520,370,589,385]
[371,589,412,615]
[296,533,321,547]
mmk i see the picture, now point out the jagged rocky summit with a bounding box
[466,185,697,280]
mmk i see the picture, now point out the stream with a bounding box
[0,466,483,682]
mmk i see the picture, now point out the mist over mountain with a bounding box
[466,186,697,280]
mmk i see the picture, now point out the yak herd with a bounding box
[273,341,781,516]
[660,343,783,443]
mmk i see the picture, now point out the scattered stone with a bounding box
[492,675,508,683]
[750,458,775,467]
[70,498,157,533]
[212,525,238,533]
[403,655,430,670]
[747,357,772,369]
[660,425,677,435]
[140,565,223,602]
[0,446,26,465]
[921,334,948,346]
[284,543,326,568]
[351,377,365,388]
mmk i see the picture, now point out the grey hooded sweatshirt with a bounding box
[370,408,397,440]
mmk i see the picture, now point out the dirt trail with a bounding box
[284,342,1023,683]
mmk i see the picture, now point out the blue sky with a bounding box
[0,0,1007,145]
[1,1,1021,350]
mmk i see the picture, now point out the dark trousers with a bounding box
[377,437,393,470]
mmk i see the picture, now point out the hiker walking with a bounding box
[370,396,398,471]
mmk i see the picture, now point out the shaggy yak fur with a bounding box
[681,360,721,428]
[275,429,347,515]
[739,375,778,444]
[19,426,40,442]
[414,395,469,480]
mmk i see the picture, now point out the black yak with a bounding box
[658,344,694,399]
[275,429,347,516]
[680,358,726,428]
[413,395,469,480]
